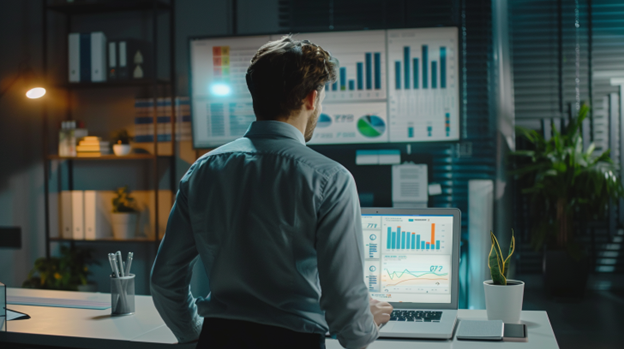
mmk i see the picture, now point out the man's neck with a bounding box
[275,111,308,138]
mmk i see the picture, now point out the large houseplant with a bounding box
[511,104,624,297]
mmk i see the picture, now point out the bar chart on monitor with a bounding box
[386,28,459,142]
[282,31,387,102]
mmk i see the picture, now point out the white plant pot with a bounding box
[483,279,524,324]
[111,212,138,239]
[113,144,132,156]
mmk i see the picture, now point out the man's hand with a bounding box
[369,297,393,327]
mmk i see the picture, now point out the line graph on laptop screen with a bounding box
[381,254,450,293]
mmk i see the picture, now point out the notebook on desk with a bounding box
[361,207,461,339]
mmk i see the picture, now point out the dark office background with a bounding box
[1,3,624,347]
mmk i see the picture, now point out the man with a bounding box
[151,35,392,349]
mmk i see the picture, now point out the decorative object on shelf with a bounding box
[511,104,624,298]
[58,120,88,157]
[483,230,524,324]
[133,49,144,79]
[111,186,138,239]
[116,39,152,80]
[22,245,100,291]
[112,129,132,156]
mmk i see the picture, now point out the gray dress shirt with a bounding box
[150,120,378,348]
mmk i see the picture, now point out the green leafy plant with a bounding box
[113,185,138,213]
[111,129,132,145]
[488,230,516,285]
[511,104,624,255]
[22,245,100,290]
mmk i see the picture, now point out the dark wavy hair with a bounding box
[246,35,338,120]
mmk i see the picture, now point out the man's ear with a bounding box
[303,90,318,111]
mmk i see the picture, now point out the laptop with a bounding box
[361,207,461,339]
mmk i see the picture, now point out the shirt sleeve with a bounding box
[315,168,379,349]
[150,177,204,343]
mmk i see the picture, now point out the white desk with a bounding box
[1,288,559,348]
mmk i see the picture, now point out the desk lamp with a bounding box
[0,62,46,100]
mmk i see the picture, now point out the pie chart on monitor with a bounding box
[317,113,332,128]
[357,115,386,138]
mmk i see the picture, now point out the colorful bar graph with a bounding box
[404,46,410,89]
[357,62,364,90]
[374,53,381,90]
[431,61,437,88]
[440,47,446,89]
[395,62,401,90]
[413,58,419,89]
[386,225,441,250]
[365,53,372,90]
[349,80,355,90]
[422,45,428,89]
[340,67,346,91]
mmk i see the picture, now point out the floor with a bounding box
[518,273,624,349]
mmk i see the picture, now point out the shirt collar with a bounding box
[244,120,306,146]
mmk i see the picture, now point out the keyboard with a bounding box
[390,310,443,322]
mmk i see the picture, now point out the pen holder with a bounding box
[110,274,135,316]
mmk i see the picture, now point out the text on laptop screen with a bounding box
[362,214,454,304]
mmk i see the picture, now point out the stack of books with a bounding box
[76,136,111,157]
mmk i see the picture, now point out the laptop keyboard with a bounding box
[390,310,443,322]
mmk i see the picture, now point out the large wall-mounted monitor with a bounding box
[189,28,459,149]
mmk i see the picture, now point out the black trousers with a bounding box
[196,317,326,349]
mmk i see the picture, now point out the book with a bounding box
[456,320,504,341]
[108,41,117,80]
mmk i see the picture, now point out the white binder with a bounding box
[84,191,112,240]
[60,191,73,239]
[68,33,80,82]
[91,32,107,82]
[71,191,84,240]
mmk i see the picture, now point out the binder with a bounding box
[68,32,107,82]
[60,191,73,239]
[84,191,112,240]
[90,32,107,82]
[108,41,117,79]
[118,41,128,79]
[68,33,80,82]
[71,191,84,240]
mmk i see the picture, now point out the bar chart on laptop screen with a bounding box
[381,216,452,254]
[386,28,459,142]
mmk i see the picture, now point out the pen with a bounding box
[125,252,133,276]
[108,253,117,276]
[116,251,124,277]
[110,253,121,278]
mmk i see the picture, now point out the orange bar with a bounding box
[431,223,435,244]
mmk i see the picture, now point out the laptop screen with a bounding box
[362,213,454,304]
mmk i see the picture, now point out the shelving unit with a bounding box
[42,0,177,260]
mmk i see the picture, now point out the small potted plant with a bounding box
[22,245,100,292]
[483,230,524,324]
[111,186,138,239]
[111,129,132,156]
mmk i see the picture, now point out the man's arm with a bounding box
[315,169,379,349]
[150,181,203,343]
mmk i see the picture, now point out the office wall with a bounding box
[0,0,278,293]
[0,0,46,290]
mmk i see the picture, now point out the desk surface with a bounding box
[1,288,559,349]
